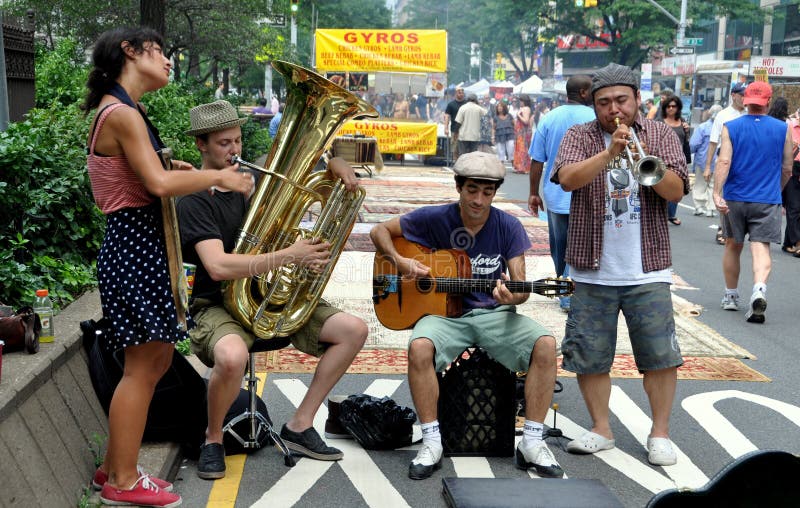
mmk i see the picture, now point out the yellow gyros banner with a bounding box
[338,120,439,155]
[316,29,447,73]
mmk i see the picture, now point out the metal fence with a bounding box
[1,11,35,129]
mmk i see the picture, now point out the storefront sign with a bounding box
[660,55,696,76]
[315,29,447,73]
[338,120,438,155]
[748,56,800,78]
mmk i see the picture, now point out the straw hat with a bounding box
[185,100,248,136]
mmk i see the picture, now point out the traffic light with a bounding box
[574,0,584,6]
[290,0,299,13]
[585,0,597,6]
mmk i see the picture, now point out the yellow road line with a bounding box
[206,372,268,508]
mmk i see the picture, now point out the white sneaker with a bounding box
[515,442,564,478]
[745,290,767,324]
[647,437,677,466]
[721,294,740,311]
[693,208,705,216]
[408,443,443,480]
[705,210,715,217]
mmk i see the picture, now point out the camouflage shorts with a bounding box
[561,282,683,374]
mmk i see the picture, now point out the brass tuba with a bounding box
[223,61,378,340]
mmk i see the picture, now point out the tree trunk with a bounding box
[140,0,166,36]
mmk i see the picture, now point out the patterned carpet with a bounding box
[298,164,765,382]
[255,348,770,382]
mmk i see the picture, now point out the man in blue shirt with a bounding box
[268,103,283,138]
[370,152,563,481]
[714,81,794,323]
[528,75,594,311]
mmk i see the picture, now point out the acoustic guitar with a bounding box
[372,237,574,330]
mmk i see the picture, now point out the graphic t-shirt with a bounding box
[571,133,672,285]
[399,202,531,311]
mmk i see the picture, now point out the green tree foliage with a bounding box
[34,38,88,108]
[401,0,547,82]
[399,0,768,76]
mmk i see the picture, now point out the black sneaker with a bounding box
[197,442,226,480]
[280,424,343,461]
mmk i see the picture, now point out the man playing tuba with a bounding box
[177,100,367,480]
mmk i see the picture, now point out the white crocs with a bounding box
[566,431,615,454]
[647,437,677,466]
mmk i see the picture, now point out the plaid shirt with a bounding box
[553,116,689,272]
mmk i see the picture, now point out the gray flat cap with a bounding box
[591,63,639,95]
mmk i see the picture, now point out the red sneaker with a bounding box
[100,475,181,508]
[93,466,173,491]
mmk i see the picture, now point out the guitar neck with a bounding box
[432,278,539,294]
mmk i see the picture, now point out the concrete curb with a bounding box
[0,290,181,507]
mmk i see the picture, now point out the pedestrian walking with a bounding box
[689,105,723,218]
[713,81,794,324]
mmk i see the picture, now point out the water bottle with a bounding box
[33,289,55,343]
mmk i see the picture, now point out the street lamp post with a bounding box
[640,0,691,97]
[290,0,298,47]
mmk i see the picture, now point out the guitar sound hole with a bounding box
[416,279,433,294]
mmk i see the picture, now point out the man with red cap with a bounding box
[713,81,794,324]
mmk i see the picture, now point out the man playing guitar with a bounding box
[369,151,564,480]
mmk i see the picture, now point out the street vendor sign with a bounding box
[338,120,438,155]
[316,29,447,73]
[749,56,800,79]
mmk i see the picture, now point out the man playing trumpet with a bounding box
[551,63,689,466]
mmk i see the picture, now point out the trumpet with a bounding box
[614,117,666,186]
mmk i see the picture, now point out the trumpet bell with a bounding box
[635,156,666,187]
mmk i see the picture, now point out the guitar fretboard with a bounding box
[424,278,567,295]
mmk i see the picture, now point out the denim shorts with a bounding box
[410,305,552,372]
[720,201,782,244]
[561,282,683,374]
[188,298,340,367]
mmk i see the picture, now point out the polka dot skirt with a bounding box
[97,203,190,352]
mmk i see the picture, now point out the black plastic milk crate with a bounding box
[437,347,516,457]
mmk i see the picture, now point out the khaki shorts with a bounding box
[189,298,340,368]
[410,305,552,372]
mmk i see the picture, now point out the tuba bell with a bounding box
[223,61,378,340]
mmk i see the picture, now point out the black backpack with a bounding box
[81,318,207,457]
[81,318,272,458]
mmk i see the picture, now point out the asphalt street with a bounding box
[173,169,800,508]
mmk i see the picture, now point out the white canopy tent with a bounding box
[490,80,515,89]
[463,78,491,97]
[513,74,543,94]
